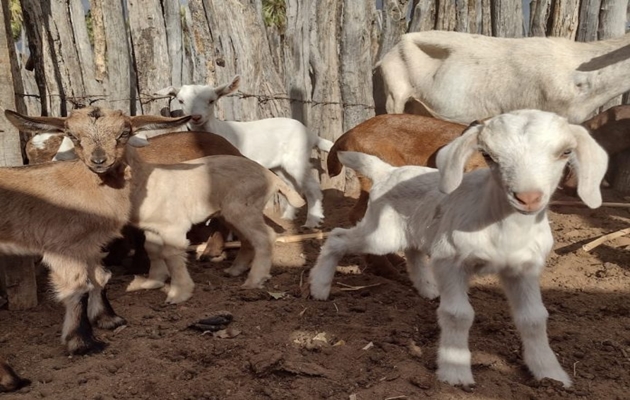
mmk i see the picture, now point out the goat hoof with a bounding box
[224,266,247,277]
[0,362,31,393]
[165,287,193,304]
[307,282,331,301]
[66,335,107,355]
[95,314,127,330]
[241,275,269,289]
[436,366,475,387]
[126,275,165,292]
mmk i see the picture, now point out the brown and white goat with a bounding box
[0,359,30,393]
[3,108,190,355]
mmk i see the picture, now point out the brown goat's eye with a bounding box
[66,132,78,141]
[117,130,131,140]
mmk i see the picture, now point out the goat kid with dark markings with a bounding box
[0,359,30,393]
[3,108,190,356]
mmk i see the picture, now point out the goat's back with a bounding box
[327,114,485,176]
[139,131,243,163]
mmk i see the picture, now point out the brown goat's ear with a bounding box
[4,110,66,133]
[569,124,608,208]
[215,75,240,98]
[129,115,192,132]
[436,122,482,193]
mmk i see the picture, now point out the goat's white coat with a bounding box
[309,110,609,387]
[380,30,630,123]
[156,76,333,228]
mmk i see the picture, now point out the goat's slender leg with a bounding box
[274,170,298,221]
[224,238,254,277]
[433,261,475,386]
[126,231,169,291]
[87,265,126,329]
[282,160,324,229]
[404,249,439,299]
[500,272,571,387]
[157,230,194,304]
[0,359,30,393]
[44,253,105,355]
[241,223,275,289]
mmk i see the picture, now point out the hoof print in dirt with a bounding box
[189,310,234,332]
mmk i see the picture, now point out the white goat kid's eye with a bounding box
[178,99,184,104]
[560,149,573,158]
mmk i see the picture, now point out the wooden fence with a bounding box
[0,0,629,309]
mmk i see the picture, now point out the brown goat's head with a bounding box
[5,108,190,174]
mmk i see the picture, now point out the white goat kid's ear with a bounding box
[436,122,482,193]
[215,75,241,97]
[4,110,66,133]
[127,132,149,148]
[569,124,608,208]
[154,86,180,97]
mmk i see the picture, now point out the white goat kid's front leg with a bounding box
[126,231,169,291]
[159,230,195,304]
[500,272,571,387]
[282,160,324,229]
[404,249,439,300]
[309,227,354,300]
[434,261,475,386]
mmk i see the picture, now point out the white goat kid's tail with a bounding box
[337,151,396,185]
[316,138,334,153]
[266,171,306,208]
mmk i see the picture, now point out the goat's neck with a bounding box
[124,146,153,193]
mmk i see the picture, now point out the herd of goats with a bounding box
[1,29,630,392]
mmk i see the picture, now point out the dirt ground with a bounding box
[1,187,629,400]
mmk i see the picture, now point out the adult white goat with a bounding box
[155,76,333,229]
[3,108,189,354]
[380,30,630,123]
[309,110,609,387]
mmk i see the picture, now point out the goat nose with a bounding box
[191,114,202,121]
[514,191,543,207]
[91,155,107,165]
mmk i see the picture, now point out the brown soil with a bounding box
[1,188,630,400]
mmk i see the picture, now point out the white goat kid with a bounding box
[156,76,333,229]
[309,110,609,387]
[380,30,630,123]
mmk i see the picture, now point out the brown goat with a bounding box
[3,108,190,355]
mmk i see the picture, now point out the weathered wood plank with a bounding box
[0,1,37,310]
[529,0,551,37]
[492,0,524,37]
[548,0,580,39]
[375,0,411,61]
[127,0,171,116]
[409,0,436,32]
[576,0,602,42]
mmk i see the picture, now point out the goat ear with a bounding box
[4,110,66,133]
[215,75,240,97]
[52,136,77,161]
[154,86,180,97]
[436,122,482,193]
[127,132,149,148]
[129,115,192,132]
[569,124,608,208]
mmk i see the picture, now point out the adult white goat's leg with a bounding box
[404,249,439,300]
[126,231,169,291]
[44,253,104,354]
[500,272,572,387]
[434,261,475,386]
[87,265,127,330]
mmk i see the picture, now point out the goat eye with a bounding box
[560,149,573,158]
[117,131,131,140]
[208,99,214,104]
[178,99,184,105]
[66,132,78,141]
[480,150,494,162]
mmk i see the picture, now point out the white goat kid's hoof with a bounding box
[533,367,572,388]
[126,275,166,292]
[241,274,271,289]
[308,279,331,301]
[415,279,440,300]
[437,365,475,387]
[224,264,249,277]
[303,215,324,230]
[164,284,194,304]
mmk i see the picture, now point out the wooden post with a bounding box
[0,0,37,310]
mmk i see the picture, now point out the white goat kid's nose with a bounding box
[514,190,543,209]
[191,114,202,122]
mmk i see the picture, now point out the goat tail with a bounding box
[326,144,343,177]
[266,171,306,208]
[337,151,395,185]
[316,138,334,153]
